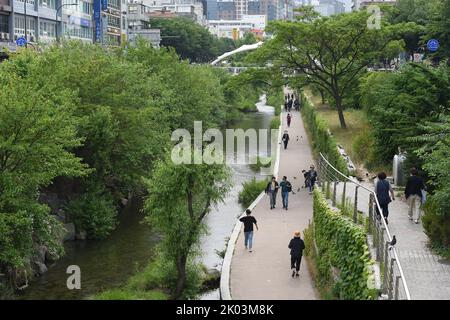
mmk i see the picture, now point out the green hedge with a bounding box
[301,93,349,175]
[312,190,376,300]
[238,177,267,208]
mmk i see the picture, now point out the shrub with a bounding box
[422,200,450,248]
[312,189,376,300]
[270,117,280,129]
[68,189,117,240]
[301,93,349,175]
[352,131,376,167]
[238,177,267,208]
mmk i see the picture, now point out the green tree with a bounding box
[250,11,404,128]
[150,17,222,63]
[144,153,231,299]
[0,56,88,274]
[360,63,449,165]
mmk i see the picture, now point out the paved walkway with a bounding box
[332,181,450,300]
[230,105,319,299]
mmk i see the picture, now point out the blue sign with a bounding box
[94,0,102,42]
[101,0,108,11]
[16,37,27,47]
[427,39,439,52]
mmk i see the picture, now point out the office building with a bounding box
[127,1,160,47]
[315,0,344,16]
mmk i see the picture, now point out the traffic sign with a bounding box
[427,39,439,52]
[16,36,27,47]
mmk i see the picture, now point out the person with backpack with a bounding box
[307,165,317,194]
[265,176,279,209]
[287,113,292,127]
[288,230,305,278]
[239,209,258,252]
[282,130,290,150]
[279,176,292,210]
[375,172,395,225]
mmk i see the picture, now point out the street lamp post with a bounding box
[55,1,78,43]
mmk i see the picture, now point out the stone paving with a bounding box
[330,172,450,300]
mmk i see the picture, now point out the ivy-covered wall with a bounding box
[311,189,376,299]
[300,93,349,175]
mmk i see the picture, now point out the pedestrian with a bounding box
[284,99,288,112]
[375,172,395,225]
[287,113,292,127]
[307,165,317,194]
[287,98,293,112]
[294,98,300,111]
[279,176,292,210]
[282,130,290,150]
[239,209,258,252]
[405,168,425,224]
[265,176,279,209]
[288,230,305,278]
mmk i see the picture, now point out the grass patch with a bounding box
[238,177,267,208]
[95,288,168,300]
[304,89,391,176]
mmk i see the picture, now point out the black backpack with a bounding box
[286,181,292,192]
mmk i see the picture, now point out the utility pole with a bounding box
[56,1,79,43]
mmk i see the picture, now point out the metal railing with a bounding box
[316,152,411,300]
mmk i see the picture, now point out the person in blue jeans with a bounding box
[265,176,279,209]
[239,209,258,252]
[279,176,292,210]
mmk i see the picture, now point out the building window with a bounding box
[0,15,9,34]
[39,21,56,38]
[14,16,36,38]
[39,0,56,9]
[107,15,120,28]
[64,23,93,39]
[109,0,120,10]
[81,1,91,15]
[17,0,36,5]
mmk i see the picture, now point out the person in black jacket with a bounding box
[282,130,290,149]
[265,176,279,209]
[405,168,425,224]
[288,231,306,278]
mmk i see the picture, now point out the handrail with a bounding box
[318,152,411,300]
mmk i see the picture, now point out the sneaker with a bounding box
[296,273,299,278]
[291,270,295,278]
[384,218,389,225]
[414,220,419,224]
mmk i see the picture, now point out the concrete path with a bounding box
[332,181,450,300]
[229,106,319,300]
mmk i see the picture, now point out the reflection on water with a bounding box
[19,97,274,300]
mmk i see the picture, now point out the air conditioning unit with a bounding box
[42,1,48,7]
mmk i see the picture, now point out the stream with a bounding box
[18,97,274,300]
